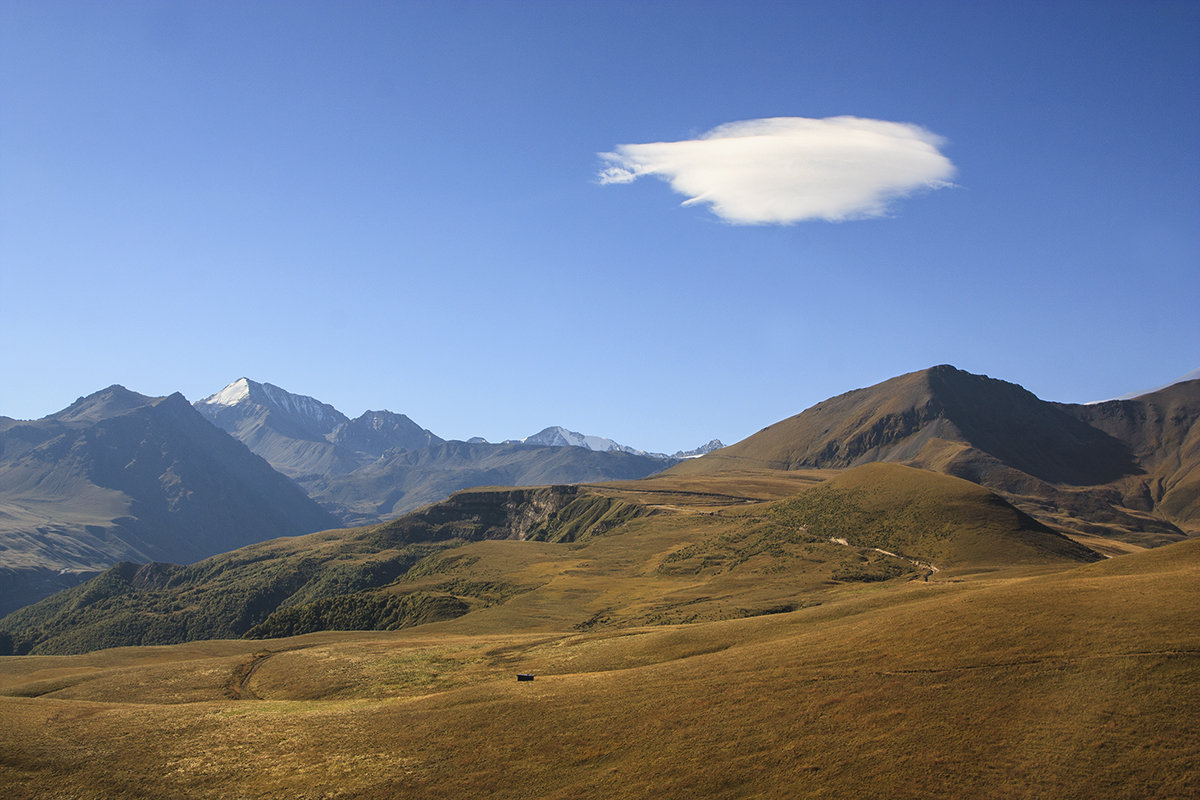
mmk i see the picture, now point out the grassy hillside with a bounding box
[2,465,1098,655]
[0,485,645,655]
[672,366,1136,483]
[0,537,1194,799]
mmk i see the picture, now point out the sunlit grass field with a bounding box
[1,466,1196,798]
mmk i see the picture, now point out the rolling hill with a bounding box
[0,463,1099,655]
[0,524,1193,799]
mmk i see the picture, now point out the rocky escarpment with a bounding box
[366,485,650,546]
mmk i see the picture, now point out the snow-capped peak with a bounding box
[672,439,725,459]
[197,378,349,435]
[200,378,252,407]
[520,426,631,453]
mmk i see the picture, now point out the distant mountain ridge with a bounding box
[314,440,676,522]
[0,386,338,614]
[1109,366,1200,402]
[195,379,685,524]
[511,426,724,460]
[195,378,443,482]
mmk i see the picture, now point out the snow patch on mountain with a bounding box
[199,378,251,407]
[1089,367,1200,404]
[673,439,726,459]
[513,426,723,461]
[521,426,631,453]
[198,378,348,433]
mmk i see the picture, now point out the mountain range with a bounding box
[2,365,1196,798]
[0,386,336,615]
[3,363,1196,654]
[193,378,696,523]
[0,379,699,613]
[509,425,724,459]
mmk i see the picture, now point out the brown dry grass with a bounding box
[1,535,1197,799]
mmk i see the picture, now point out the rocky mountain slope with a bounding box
[196,378,679,523]
[1060,379,1200,526]
[194,378,443,482]
[0,387,338,615]
[671,365,1198,545]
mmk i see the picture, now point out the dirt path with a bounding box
[828,537,940,580]
[225,650,276,700]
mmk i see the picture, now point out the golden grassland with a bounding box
[1,466,1197,798]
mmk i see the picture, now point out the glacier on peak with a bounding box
[197,378,349,434]
[199,378,252,407]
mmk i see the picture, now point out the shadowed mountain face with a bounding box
[0,386,338,615]
[674,366,1195,543]
[1060,380,1200,525]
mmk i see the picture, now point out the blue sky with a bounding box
[2,0,1197,452]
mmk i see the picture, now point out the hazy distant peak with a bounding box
[673,439,725,459]
[518,426,719,461]
[1110,367,1200,402]
[328,409,443,455]
[521,426,628,453]
[51,385,159,424]
[198,378,349,433]
[357,410,415,429]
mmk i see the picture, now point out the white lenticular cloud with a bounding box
[598,116,956,225]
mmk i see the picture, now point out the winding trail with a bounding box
[828,537,940,580]
[225,645,314,700]
[225,650,274,700]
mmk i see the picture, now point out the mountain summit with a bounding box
[682,365,1135,483]
[195,379,443,483]
[198,378,350,440]
[673,365,1196,545]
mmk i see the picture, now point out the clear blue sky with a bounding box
[2,0,1197,452]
